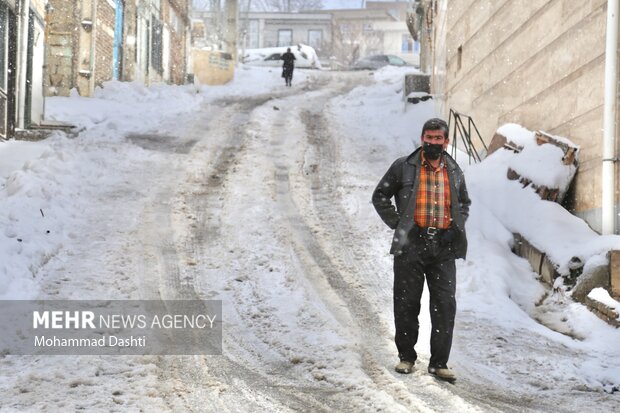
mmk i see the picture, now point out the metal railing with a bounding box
[448,109,488,164]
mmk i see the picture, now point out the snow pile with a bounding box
[588,287,620,314]
[468,124,620,276]
[46,72,293,133]
[0,139,81,298]
[496,123,578,192]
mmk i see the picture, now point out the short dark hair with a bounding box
[421,118,449,139]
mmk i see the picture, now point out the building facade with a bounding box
[192,1,416,68]
[433,0,619,234]
[45,0,191,97]
[324,5,415,67]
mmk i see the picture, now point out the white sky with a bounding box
[0,65,619,411]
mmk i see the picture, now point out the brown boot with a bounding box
[428,366,456,382]
[395,360,415,374]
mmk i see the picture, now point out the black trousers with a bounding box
[393,233,456,368]
[282,65,294,84]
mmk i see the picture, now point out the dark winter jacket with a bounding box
[372,147,471,258]
[281,52,296,68]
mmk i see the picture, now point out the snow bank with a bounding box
[469,124,620,275]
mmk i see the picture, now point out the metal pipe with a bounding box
[603,0,619,234]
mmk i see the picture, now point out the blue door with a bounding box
[112,0,123,80]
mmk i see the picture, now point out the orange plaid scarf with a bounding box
[414,153,452,229]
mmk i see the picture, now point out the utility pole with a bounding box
[241,0,252,62]
[225,0,239,62]
[418,0,433,74]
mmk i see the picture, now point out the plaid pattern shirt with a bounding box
[414,153,452,229]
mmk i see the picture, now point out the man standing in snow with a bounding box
[281,48,296,87]
[372,118,471,382]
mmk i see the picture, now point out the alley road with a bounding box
[122,73,563,412]
[4,70,617,412]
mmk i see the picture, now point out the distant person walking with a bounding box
[372,118,471,383]
[281,48,296,87]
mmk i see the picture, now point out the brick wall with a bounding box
[169,28,186,84]
[165,0,188,85]
[94,0,115,88]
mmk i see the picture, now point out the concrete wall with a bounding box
[122,0,137,82]
[192,49,233,85]
[438,0,618,233]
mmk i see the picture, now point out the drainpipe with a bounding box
[16,0,31,129]
[603,0,619,234]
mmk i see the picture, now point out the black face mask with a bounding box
[423,142,443,160]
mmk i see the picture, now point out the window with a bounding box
[151,16,163,73]
[265,53,282,61]
[388,55,406,66]
[362,23,373,32]
[277,29,292,47]
[248,20,259,49]
[401,34,413,53]
[307,29,322,50]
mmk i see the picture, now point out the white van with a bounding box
[242,44,322,69]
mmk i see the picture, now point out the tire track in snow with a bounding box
[245,75,454,411]
[296,86,578,413]
[148,95,351,412]
[267,102,486,413]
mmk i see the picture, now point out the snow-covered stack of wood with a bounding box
[486,124,579,203]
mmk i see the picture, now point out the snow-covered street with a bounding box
[1,66,619,412]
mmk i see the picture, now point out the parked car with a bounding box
[242,44,322,69]
[350,54,411,70]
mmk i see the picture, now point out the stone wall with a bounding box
[45,0,80,96]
